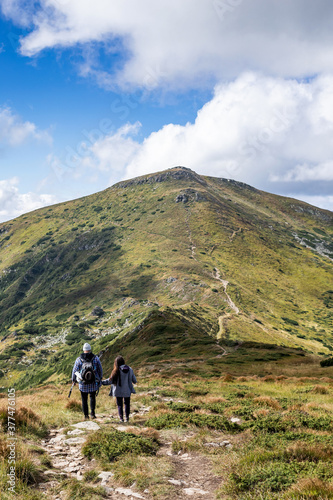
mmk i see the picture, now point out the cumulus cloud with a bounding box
[47,73,333,210]
[0,177,56,222]
[0,106,52,146]
[2,0,333,89]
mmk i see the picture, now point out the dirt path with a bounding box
[184,207,197,260]
[37,408,224,500]
[212,267,239,342]
[213,268,239,315]
[160,445,222,499]
[230,227,242,241]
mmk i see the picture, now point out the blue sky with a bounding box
[0,0,333,221]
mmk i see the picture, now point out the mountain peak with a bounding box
[113,166,207,189]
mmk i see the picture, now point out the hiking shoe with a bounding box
[84,415,89,420]
[90,414,96,419]
[119,418,124,423]
[124,418,129,423]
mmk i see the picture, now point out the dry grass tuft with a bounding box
[66,400,82,412]
[285,477,333,498]
[198,396,227,404]
[253,408,270,418]
[288,403,303,411]
[222,374,234,382]
[253,396,281,410]
[285,442,333,462]
[297,377,316,383]
[0,406,41,431]
[0,435,10,459]
[261,375,276,382]
[127,427,160,443]
[311,385,329,394]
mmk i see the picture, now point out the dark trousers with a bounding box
[116,396,130,420]
[81,391,96,417]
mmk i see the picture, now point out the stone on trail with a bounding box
[48,435,66,444]
[44,470,67,477]
[71,421,100,430]
[63,437,86,445]
[52,459,69,468]
[168,479,186,486]
[76,471,84,481]
[115,487,145,498]
[67,429,85,436]
[220,440,231,447]
[98,471,114,485]
[184,487,209,496]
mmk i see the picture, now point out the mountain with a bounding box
[0,166,332,387]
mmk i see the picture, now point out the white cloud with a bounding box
[2,0,333,89]
[272,162,333,183]
[85,122,141,173]
[0,177,56,222]
[46,73,333,211]
[122,73,333,189]
[0,106,52,146]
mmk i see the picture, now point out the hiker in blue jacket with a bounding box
[72,343,103,420]
[102,355,136,422]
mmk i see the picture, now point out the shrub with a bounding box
[82,430,159,463]
[146,412,241,432]
[282,317,299,326]
[184,388,209,397]
[320,357,333,367]
[229,462,300,493]
[167,402,201,412]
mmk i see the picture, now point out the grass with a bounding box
[53,479,108,500]
[0,360,333,498]
[82,429,159,463]
[112,454,174,492]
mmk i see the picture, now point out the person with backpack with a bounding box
[102,355,136,422]
[71,343,103,420]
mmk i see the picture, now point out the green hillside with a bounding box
[0,166,332,388]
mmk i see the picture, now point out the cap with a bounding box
[83,343,91,351]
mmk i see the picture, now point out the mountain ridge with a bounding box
[0,166,332,388]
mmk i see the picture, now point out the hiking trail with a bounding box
[36,402,225,500]
[213,268,239,315]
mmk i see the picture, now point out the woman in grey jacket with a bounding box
[102,355,137,422]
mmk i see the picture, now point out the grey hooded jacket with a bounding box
[102,364,137,397]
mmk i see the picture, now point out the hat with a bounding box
[83,343,91,351]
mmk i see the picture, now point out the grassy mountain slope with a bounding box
[0,166,332,387]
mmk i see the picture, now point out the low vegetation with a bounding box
[0,350,331,498]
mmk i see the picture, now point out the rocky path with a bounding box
[184,206,197,261]
[213,268,239,315]
[36,409,224,499]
